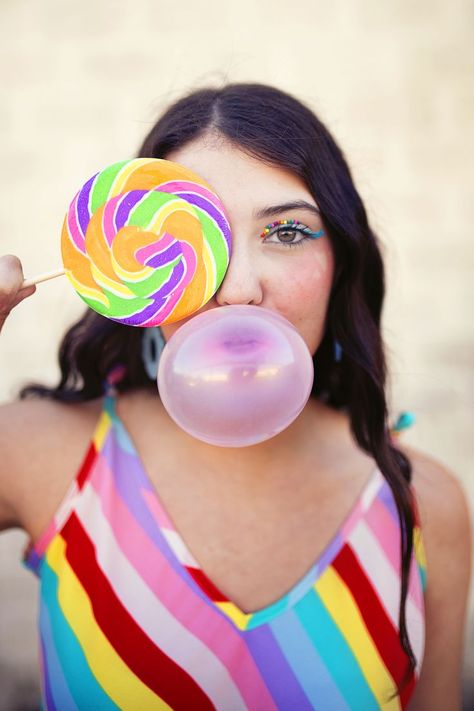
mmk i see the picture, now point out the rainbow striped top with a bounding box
[24,394,427,710]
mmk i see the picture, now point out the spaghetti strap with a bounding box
[102,363,128,401]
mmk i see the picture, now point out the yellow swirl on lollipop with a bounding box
[61,158,232,326]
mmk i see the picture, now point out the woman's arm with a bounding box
[0,254,100,538]
[406,449,472,711]
[0,255,36,531]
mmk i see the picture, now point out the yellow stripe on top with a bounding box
[93,410,112,452]
[413,527,426,570]
[46,535,172,711]
[214,601,251,631]
[315,566,401,711]
[413,526,427,593]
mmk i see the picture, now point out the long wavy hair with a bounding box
[21,83,418,694]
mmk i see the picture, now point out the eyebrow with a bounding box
[253,200,321,220]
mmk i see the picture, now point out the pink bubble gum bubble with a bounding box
[157,304,314,447]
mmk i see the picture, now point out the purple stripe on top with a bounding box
[270,609,350,711]
[100,430,163,543]
[245,623,314,710]
[40,645,57,711]
[314,532,346,580]
[24,547,43,576]
[39,598,78,711]
[378,479,400,525]
[97,425,213,607]
[39,611,58,711]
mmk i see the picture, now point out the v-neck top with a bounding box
[23,393,427,711]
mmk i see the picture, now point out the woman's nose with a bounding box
[214,244,263,307]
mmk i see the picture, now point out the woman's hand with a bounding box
[0,255,36,334]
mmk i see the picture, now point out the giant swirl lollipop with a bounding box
[60,158,232,326]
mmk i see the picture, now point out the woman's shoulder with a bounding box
[400,443,471,543]
[400,444,471,577]
[0,394,104,455]
[0,386,155,449]
[400,444,472,708]
[0,394,104,535]
[399,445,472,706]
[0,387,158,539]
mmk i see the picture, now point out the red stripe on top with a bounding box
[332,543,416,706]
[76,443,98,490]
[61,513,216,711]
[184,566,230,603]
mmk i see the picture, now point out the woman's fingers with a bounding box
[0,255,36,333]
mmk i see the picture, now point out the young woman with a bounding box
[0,83,471,710]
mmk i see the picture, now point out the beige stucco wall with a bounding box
[0,1,472,707]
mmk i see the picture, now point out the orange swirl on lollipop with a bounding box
[61,159,232,326]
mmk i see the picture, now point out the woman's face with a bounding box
[161,133,335,356]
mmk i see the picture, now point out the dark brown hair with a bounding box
[21,82,418,695]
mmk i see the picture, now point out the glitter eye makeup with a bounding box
[259,218,325,247]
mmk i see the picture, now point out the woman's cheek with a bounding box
[278,248,333,304]
[273,252,334,351]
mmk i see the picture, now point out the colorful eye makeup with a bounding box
[259,218,325,247]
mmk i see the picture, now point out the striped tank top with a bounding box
[23,393,427,710]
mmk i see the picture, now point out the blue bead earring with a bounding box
[142,327,165,380]
[334,339,343,363]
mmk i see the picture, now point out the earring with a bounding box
[334,339,343,363]
[142,327,165,380]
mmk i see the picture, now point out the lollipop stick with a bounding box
[22,268,65,288]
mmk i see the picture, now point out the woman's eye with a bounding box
[263,225,312,247]
[275,229,299,243]
[260,220,325,248]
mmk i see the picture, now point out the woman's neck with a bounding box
[169,397,353,484]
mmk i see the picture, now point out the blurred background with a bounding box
[0,0,472,708]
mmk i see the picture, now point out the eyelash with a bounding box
[260,219,325,248]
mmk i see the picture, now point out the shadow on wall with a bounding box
[0,664,40,711]
[464,683,474,711]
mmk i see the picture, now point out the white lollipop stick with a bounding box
[22,268,65,288]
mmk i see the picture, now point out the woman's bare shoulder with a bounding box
[400,444,472,710]
[400,443,471,585]
[0,395,103,534]
[0,395,103,453]
[400,444,471,535]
